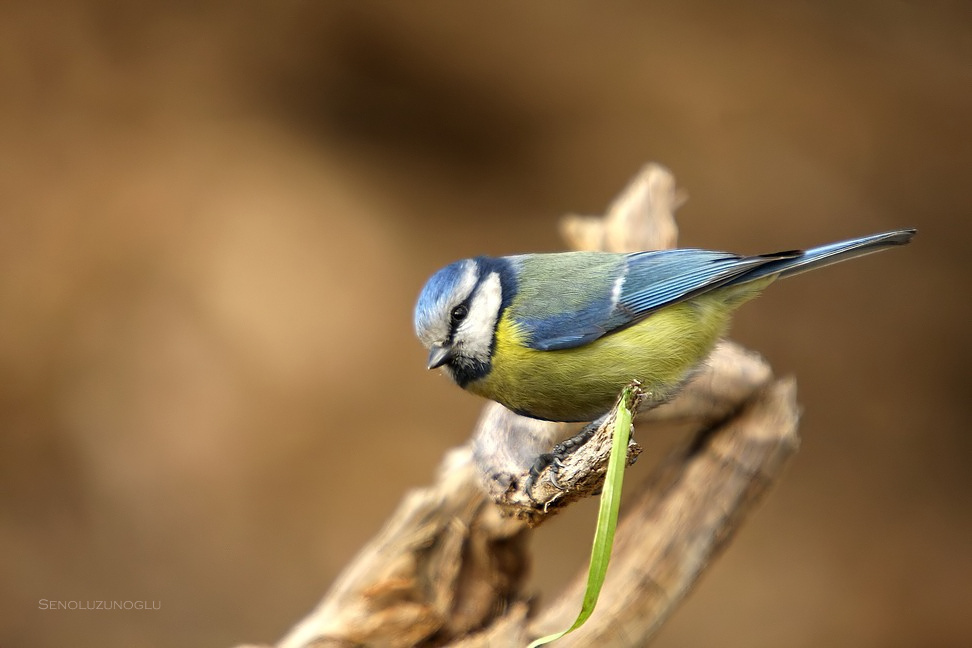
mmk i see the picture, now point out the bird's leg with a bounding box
[524,415,606,499]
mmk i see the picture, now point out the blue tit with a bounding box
[414,229,915,423]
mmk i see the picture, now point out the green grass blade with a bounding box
[527,387,634,647]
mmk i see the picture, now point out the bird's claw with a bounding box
[523,452,556,499]
[523,420,602,504]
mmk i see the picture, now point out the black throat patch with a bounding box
[445,256,517,387]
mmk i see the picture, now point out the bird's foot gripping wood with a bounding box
[523,418,604,497]
[473,386,645,523]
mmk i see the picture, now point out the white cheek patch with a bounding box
[456,271,502,363]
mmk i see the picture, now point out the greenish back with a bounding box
[509,252,625,320]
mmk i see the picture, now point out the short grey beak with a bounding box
[427,344,454,370]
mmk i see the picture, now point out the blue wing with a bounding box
[517,229,914,352]
[614,248,796,316]
[521,248,797,351]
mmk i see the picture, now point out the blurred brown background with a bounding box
[1,2,970,647]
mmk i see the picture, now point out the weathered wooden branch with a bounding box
[248,163,801,648]
[471,390,645,524]
[527,377,799,645]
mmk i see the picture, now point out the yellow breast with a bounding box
[466,281,770,421]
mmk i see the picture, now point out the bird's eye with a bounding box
[450,304,468,324]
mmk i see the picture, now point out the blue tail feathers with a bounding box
[738,228,917,284]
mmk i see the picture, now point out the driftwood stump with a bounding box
[246,164,800,648]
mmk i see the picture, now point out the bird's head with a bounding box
[414,257,509,386]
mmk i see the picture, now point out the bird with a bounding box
[414,229,915,425]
